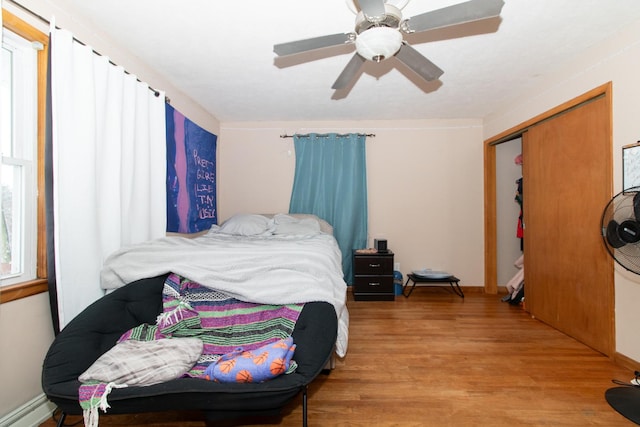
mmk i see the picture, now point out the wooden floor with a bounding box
[41,289,636,427]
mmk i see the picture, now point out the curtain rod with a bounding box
[280,133,375,139]
[6,0,167,101]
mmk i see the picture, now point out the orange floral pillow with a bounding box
[204,337,296,383]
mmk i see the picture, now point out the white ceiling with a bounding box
[60,0,640,123]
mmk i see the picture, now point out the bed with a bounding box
[42,213,347,426]
[100,213,348,357]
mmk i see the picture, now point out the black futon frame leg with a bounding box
[303,385,308,427]
[56,411,67,427]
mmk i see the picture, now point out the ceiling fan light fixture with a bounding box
[355,27,403,62]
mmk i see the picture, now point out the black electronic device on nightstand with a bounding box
[374,238,388,253]
[352,249,394,301]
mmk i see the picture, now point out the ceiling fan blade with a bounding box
[332,53,366,90]
[395,43,444,82]
[274,33,355,56]
[358,0,386,20]
[403,0,505,34]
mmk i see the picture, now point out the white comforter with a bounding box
[100,231,349,357]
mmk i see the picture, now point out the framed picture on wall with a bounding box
[622,141,640,190]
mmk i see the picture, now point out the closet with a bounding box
[484,83,614,356]
[495,139,523,288]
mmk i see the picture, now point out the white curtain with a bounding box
[50,27,167,328]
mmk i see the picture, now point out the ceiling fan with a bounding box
[273,0,505,90]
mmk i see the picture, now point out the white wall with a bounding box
[484,21,640,362]
[0,294,55,419]
[220,119,485,285]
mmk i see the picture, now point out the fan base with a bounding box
[605,386,640,425]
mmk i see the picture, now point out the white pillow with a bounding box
[272,214,321,235]
[79,338,203,386]
[260,213,334,235]
[218,214,272,236]
[289,214,333,235]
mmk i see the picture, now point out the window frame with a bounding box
[0,9,48,304]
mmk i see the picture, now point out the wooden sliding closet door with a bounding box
[523,95,613,356]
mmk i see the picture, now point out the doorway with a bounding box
[495,138,523,285]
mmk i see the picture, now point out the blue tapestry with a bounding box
[166,104,217,233]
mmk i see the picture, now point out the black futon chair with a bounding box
[42,274,338,426]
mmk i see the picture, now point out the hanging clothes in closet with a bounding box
[515,177,523,250]
[515,153,524,251]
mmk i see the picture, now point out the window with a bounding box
[0,9,47,303]
[2,27,38,285]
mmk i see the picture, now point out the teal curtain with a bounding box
[289,133,368,283]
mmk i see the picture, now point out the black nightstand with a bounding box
[352,250,394,301]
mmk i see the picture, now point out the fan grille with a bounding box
[601,186,640,273]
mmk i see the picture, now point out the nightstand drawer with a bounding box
[354,256,393,275]
[353,276,394,294]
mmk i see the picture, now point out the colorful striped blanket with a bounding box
[79,273,304,426]
[120,273,305,376]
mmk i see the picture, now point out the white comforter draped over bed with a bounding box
[100,231,349,357]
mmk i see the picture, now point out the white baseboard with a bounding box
[0,394,57,427]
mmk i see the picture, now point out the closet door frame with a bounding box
[483,83,613,355]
